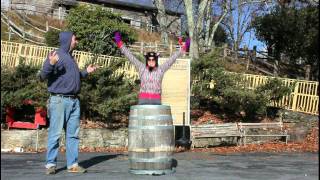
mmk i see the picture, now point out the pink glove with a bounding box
[114,31,123,48]
[182,38,190,52]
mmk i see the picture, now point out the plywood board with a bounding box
[159,58,190,126]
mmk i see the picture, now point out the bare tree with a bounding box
[183,0,230,60]
[153,0,184,44]
[204,0,228,48]
[153,0,169,44]
[221,0,267,59]
[183,0,198,59]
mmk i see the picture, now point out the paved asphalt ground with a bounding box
[1,152,318,180]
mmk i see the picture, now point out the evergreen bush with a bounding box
[44,29,61,47]
[66,4,138,56]
[191,48,295,121]
[1,62,48,110]
[79,58,139,124]
[1,62,48,124]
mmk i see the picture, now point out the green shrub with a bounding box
[1,62,48,124]
[256,78,295,103]
[66,4,138,56]
[1,62,48,109]
[44,29,61,47]
[191,48,295,121]
[219,87,268,119]
[79,58,139,123]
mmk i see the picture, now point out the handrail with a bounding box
[1,18,46,45]
[1,12,45,41]
[13,10,47,33]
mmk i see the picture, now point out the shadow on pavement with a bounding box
[55,154,120,173]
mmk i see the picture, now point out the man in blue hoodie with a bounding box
[40,31,97,175]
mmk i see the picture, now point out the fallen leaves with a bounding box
[80,119,109,129]
[192,111,225,125]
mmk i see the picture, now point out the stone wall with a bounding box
[1,128,128,150]
[282,110,318,143]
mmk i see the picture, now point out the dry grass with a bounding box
[135,29,161,43]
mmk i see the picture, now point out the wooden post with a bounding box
[273,60,279,76]
[22,0,26,43]
[46,21,49,32]
[223,43,228,58]
[15,43,23,67]
[305,64,311,80]
[140,42,144,54]
[223,47,227,58]
[58,6,61,20]
[291,83,299,111]
[246,57,250,71]
[36,125,39,152]
[7,11,12,41]
[78,53,85,68]
[58,6,62,27]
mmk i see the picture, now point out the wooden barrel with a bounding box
[128,105,175,175]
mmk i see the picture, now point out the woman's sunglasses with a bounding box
[148,57,156,61]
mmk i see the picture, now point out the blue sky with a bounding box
[242,30,267,52]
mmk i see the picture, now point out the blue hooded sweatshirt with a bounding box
[40,31,88,95]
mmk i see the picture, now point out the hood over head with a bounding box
[59,31,74,53]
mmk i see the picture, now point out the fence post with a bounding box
[78,53,85,68]
[140,42,144,54]
[15,43,23,67]
[291,83,299,111]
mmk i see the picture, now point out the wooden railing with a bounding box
[0,40,138,79]
[129,41,181,56]
[234,73,318,115]
[1,40,318,115]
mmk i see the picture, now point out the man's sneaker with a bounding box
[46,166,56,175]
[67,165,87,173]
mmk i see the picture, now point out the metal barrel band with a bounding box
[129,168,176,175]
[128,125,173,130]
[129,115,172,121]
[130,157,173,163]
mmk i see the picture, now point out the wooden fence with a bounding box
[1,40,318,115]
[0,40,138,79]
[129,41,181,56]
[238,73,318,115]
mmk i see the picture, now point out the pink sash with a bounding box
[138,92,161,99]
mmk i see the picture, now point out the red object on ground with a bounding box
[6,106,47,130]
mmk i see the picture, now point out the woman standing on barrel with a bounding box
[114,32,190,105]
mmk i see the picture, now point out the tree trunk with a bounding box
[153,0,169,44]
[184,0,198,60]
[207,9,228,47]
[204,4,212,48]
